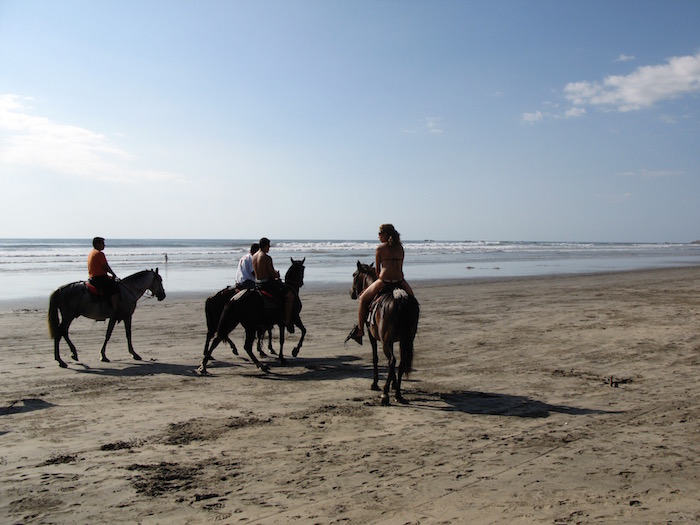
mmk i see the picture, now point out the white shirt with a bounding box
[235,253,255,284]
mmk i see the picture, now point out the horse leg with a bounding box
[100,318,118,362]
[267,328,276,355]
[124,316,141,361]
[277,325,287,365]
[394,356,409,405]
[54,318,75,368]
[226,337,238,355]
[244,328,270,373]
[54,335,67,368]
[198,337,223,374]
[257,327,268,357]
[381,343,397,406]
[291,318,306,358]
[369,334,380,391]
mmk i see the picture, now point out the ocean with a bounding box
[1,238,699,303]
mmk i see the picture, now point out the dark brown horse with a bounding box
[349,261,419,405]
[198,258,306,374]
[203,287,275,359]
[48,269,166,368]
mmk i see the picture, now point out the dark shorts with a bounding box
[90,275,120,296]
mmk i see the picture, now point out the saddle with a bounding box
[367,284,409,323]
[85,280,104,297]
[234,287,282,311]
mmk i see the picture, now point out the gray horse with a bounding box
[48,269,166,368]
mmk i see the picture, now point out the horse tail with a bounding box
[47,289,61,339]
[216,294,242,338]
[204,295,220,334]
[397,295,419,377]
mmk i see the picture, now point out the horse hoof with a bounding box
[71,354,78,361]
[260,364,271,374]
[371,384,381,391]
[279,357,287,366]
[197,365,209,375]
[292,348,299,358]
[380,394,391,406]
[395,396,409,405]
[58,361,68,369]
[132,354,142,361]
[101,357,110,363]
[231,350,238,356]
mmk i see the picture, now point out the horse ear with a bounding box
[301,257,305,264]
[357,261,362,270]
[155,268,159,274]
[290,257,294,264]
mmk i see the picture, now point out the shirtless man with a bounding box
[252,237,295,333]
[348,224,414,344]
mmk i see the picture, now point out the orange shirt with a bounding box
[88,249,108,278]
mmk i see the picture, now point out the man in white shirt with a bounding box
[235,243,259,289]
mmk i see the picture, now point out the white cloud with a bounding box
[614,54,635,63]
[423,116,443,134]
[617,169,684,178]
[596,192,633,204]
[564,51,700,112]
[0,94,179,183]
[522,110,543,123]
[565,106,586,118]
[402,116,444,134]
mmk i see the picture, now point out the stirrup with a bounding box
[345,325,363,345]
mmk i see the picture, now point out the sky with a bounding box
[1,0,699,242]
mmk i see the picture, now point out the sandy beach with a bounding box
[1,267,699,524]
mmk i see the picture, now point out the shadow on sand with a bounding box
[0,398,56,417]
[410,388,617,418]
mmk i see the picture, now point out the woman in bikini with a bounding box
[348,224,414,344]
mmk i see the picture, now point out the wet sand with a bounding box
[1,267,699,523]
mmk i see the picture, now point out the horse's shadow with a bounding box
[410,389,617,418]
[70,359,213,377]
[0,398,56,417]
[233,354,370,382]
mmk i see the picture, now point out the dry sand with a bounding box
[1,267,699,524]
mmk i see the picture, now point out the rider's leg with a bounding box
[401,279,414,296]
[357,280,384,336]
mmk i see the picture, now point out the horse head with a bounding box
[149,268,167,301]
[285,258,305,289]
[350,261,376,300]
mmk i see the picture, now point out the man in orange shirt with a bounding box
[88,236,120,312]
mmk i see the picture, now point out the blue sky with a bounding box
[1,1,699,242]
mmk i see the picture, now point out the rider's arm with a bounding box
[103,260,117,279]
[375,246,383,277]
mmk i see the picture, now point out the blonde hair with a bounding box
[379,224,401,246]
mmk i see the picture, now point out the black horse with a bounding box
[349,261,419,405]
[203,286,277,359]
[48,269,166,368]
[198,258,306,374]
